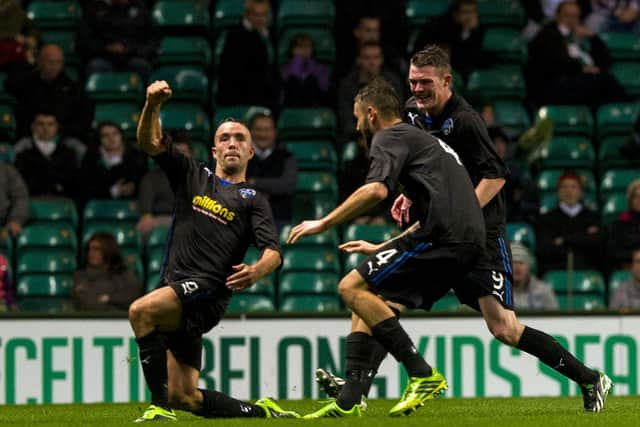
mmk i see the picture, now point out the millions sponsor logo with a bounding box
[192,195,236,223]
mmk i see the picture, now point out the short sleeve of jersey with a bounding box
[250,193,281,255]
[365,131,408,193]
[152,134,199,193]
[457,112,509,179]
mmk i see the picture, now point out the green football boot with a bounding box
[581,371,613,413]
[134,404,177,422]
[389,368,447,417]
[255,397,301,418]
[303,401,362,419]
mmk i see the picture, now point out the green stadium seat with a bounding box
[466,65,526,100]
[344,223,401,243]
[292,193,335,222]
[160,104,211,141]
[493,101,531,138]
[146,273,162,292]
[227,294,275,313]
[121,248,144,281]
[17,225,77,255]
[536,137,595,170]
[0,142,15,163]
[83,199,139,225]
[601,192,627,225]
[0,103,17,140]
[506,222,536,250]
[278,272,338,302]
[82,223,142,253]
[29,198,78,228]
[601,32,640,61]
[556,294,605,311]
[598,137,635,171]
[147,246,165,273]
[277,0,335,32]
[279,226,339,248]
[213,0,245,30]
[157,37,212,68]
[281,247,340,274]
[483,28,526,64]
[536,169,597,195]
[237,246,276,297]
[406,0,450,28]
[477,0,525,28]
[85,72,143,103]
[277,108,336,141]
[340,140,358,169]
[609,270,631,292]
[189,141,212,165]
[343,252,366,272]
[596,102,639,139]
[277,28,336,65]
[212,105,254,127]
[600,169,639,193]
[152,0,210,33]
[543,270,606,295]
[280,295,341,313]
[27,1,81,30]
[296,171,338,196]
[285,141,337,172]
[16,274,72,296]
[610,62,640,97]
[17,251,76,276]
[242,246,261,265]
[535,105,594,137]
[147,226,170,251]
[539,192,598,215]
[17,296,72,312]
[149,66,209,106]
[93,102,139,139]
[431,291,462,312]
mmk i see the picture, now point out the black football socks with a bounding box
[336,332,375,410]
[196,389,265,418]
[136,330,169,407]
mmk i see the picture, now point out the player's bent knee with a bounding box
[488,321,519,346]
[338,270,367,304]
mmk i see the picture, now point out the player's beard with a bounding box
[360,120,374,148]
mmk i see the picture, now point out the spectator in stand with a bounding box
[77,0,158,83]
[609,179,640,269]
[14,112,79,199]
[217,0,276,109]
[0,162,29,238]
[609,248,640,310]
[414,0,493,80]
[536,172,605,274]
[0,0,38,77]
[280,33,330,107]
[527,0,629,108]
[511,242,559,310]
[0,252,16,311]
[5,44,94,141]
[584,0,640,33]
[337,42,404,143]
[79,121,147,203]
[72,231,142,311]
[246,111,297,229]
[136,135,192,237]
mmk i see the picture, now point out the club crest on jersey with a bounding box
[441,117,454,135]
[239,188,256,199]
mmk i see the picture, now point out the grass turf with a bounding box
[2,396,638,426]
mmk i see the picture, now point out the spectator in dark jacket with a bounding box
[536,172,605,274]
[79,121,147,202]
[77,0,158,82]
[72,231,142,311]
[609,179,640,270]
[246,112,297,229]
[526,0,628,108]
[280,33,330,107]
[5,44,93,141]
[0,162,29,238]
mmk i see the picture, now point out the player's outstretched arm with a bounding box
[225,248,281,292]
[137,80,172,156]
[339,221,421,255]
[475,177,505,208]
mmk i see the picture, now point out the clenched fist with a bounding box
[146,80,172,107]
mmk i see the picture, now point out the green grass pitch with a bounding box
[2,397,639,426]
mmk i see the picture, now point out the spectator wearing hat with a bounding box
[609,248,640,311]
[536,171,605,274]
[511,242,559,310]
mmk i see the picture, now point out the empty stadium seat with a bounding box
[277,0,335,32]
[0,103,17,140]
[601,32,640,61]
[93,103,139,138]
[17,225,77,255]
[292,193,335,222]
[279,272,338,302]
[157,37,212,68]
[17,251,76,277]
[493,100,531,138]
[601,192,627,225]
[160,104,211,140]
[536,137,595,170]
[85,72,144,103]
[281,247,340,274]
[506,222,536,250]
[277,28,336,65]
[212,105,254,127]
[149,67,209,106]
[285,141,337,172]
[213,0,245,30]
[556,294,605,311]
[27,0,81,30]
[430,291,462,312]
[600,169,639,193]
[277,108,337,141]
[343,252,366,272]
[29,198,78,228]
[610,62,640,97]
[535,105,594,137]
[340,140,358,169]
[152,0,210,33]
[596,102,639,139]
[16,274,73,313]
[609,270,631,292]
[543,270,606,295]
[83,199,139,226]
[598,137,635,171]
[147,226,170,251]
[343,223,400,243]
[477,0,525,28]
[280,295,340,313]
[146,246,165,277]
[227,294,275,313]
[406,0,449,28]
[466,65,526,100]
[483,28,526,63]
[296,171,338,196]
[279,226,339,248]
